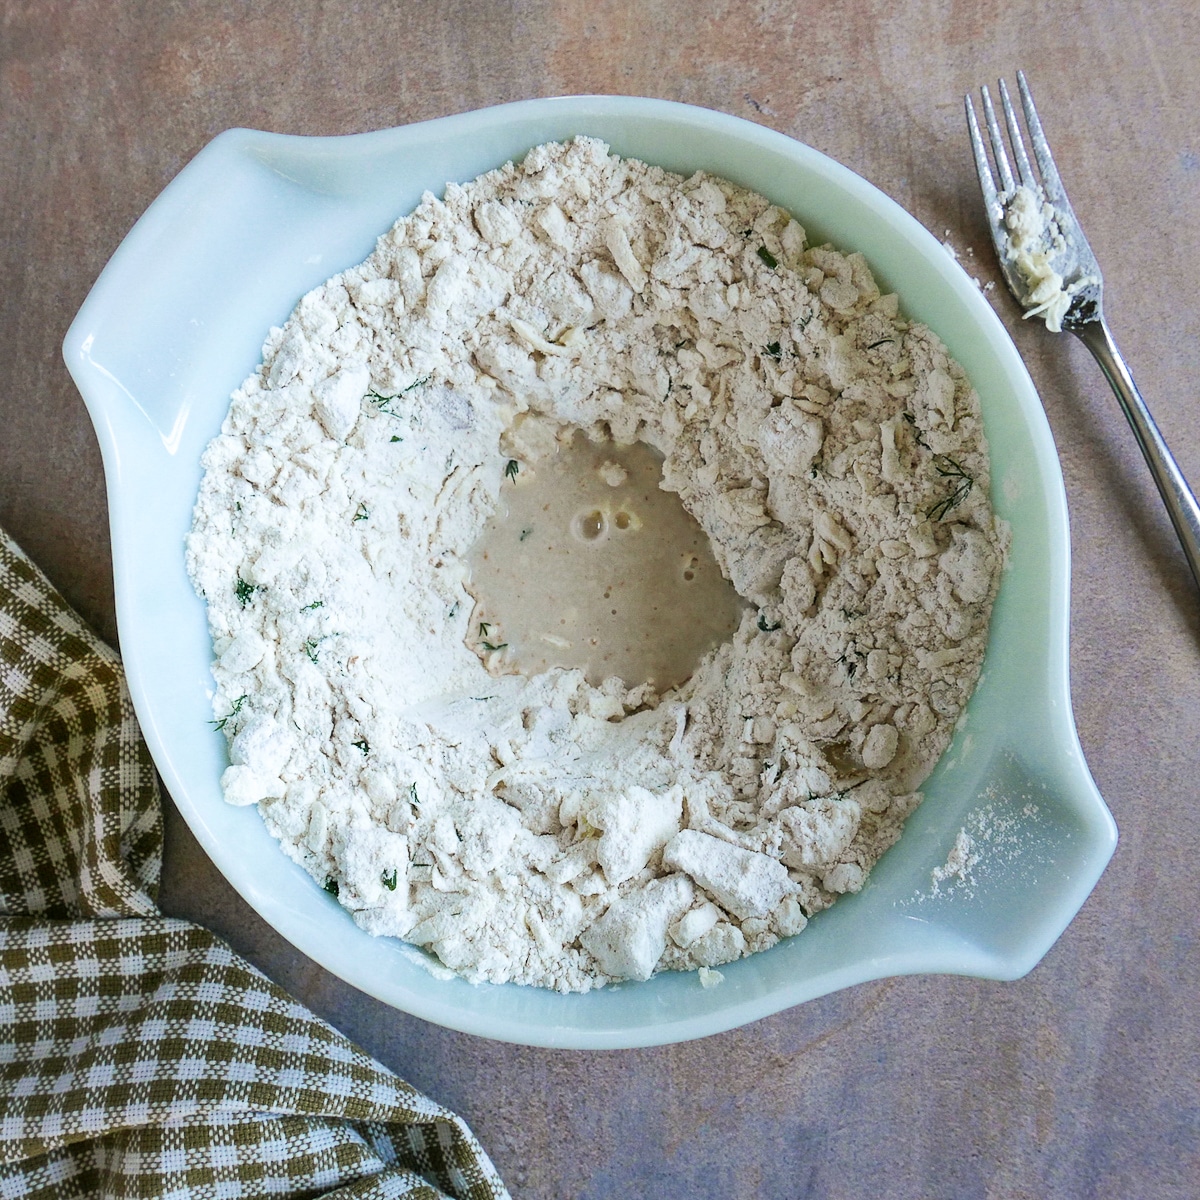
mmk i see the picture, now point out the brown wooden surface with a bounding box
[3,3,1199,1196]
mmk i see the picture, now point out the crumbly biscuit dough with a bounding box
[188,139,1004,991]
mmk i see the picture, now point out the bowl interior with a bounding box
[64,97,1116,1048]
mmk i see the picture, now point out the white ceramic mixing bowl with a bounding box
[64,97,1116,1048]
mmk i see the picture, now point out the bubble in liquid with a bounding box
[577,509,605,540]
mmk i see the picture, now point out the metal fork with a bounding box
[966,71,1200,592]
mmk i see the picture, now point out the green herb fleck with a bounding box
[381,868,398,891]
[235,575,262,608]
[478,622,491,637]
[323,877,340,897]
[304,637,323,664]
[366,388,399,414]
[390,435,402,443]
[409,782,420,807]
[352,739,370,755]
[757,614,782,633]
[301,599,324,612]
[757,245,778,269]
[764,341,782,360]
[403,374,431,393]
[927,455,974,521]
[353,502,369,523]
[210,694,248,731]
[902,410,930,448]
[866,338,894,350]
[481,641,508,652]
[504,459,520,482]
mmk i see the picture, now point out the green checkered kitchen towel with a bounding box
[0,527,511,1200]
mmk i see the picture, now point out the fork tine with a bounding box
[980,85,1015,194]
[964,94,1000,214]
[1016,70,1067,204]
[998,79,1037,189]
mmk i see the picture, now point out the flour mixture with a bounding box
[187,138,1005,991]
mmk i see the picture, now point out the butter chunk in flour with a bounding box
[187,138,1005,993]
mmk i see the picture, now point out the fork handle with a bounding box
[1074,319,1200,592]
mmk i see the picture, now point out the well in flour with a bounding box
[466,427,745,691]
[187,137,1005,992]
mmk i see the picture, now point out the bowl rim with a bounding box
[64,94,1117,1048]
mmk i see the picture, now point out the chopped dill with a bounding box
[390,435,402,443]
[301,599,324,612]
[352,502,369,522]
[757,245,778,269]
[209,694,248,731]
[763,341,782,360]
[235,575,262,608]
[367,376,428,415]
[381,868,398,891]
[928,455,974,521]
[323,877,339,897]
[478,622,491,637]
[409,782,419,807]
[366,388,399,414]
[902,409,930,448]
[352,739,370,755]
[304,637,323,664]
[757,614,782,633]
[504,459,520,482]
[481,641,508,652]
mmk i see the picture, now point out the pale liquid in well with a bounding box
[466,434,745,691]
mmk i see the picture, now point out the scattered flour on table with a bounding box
[940,233,995,294]
[187,137,1006,992]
